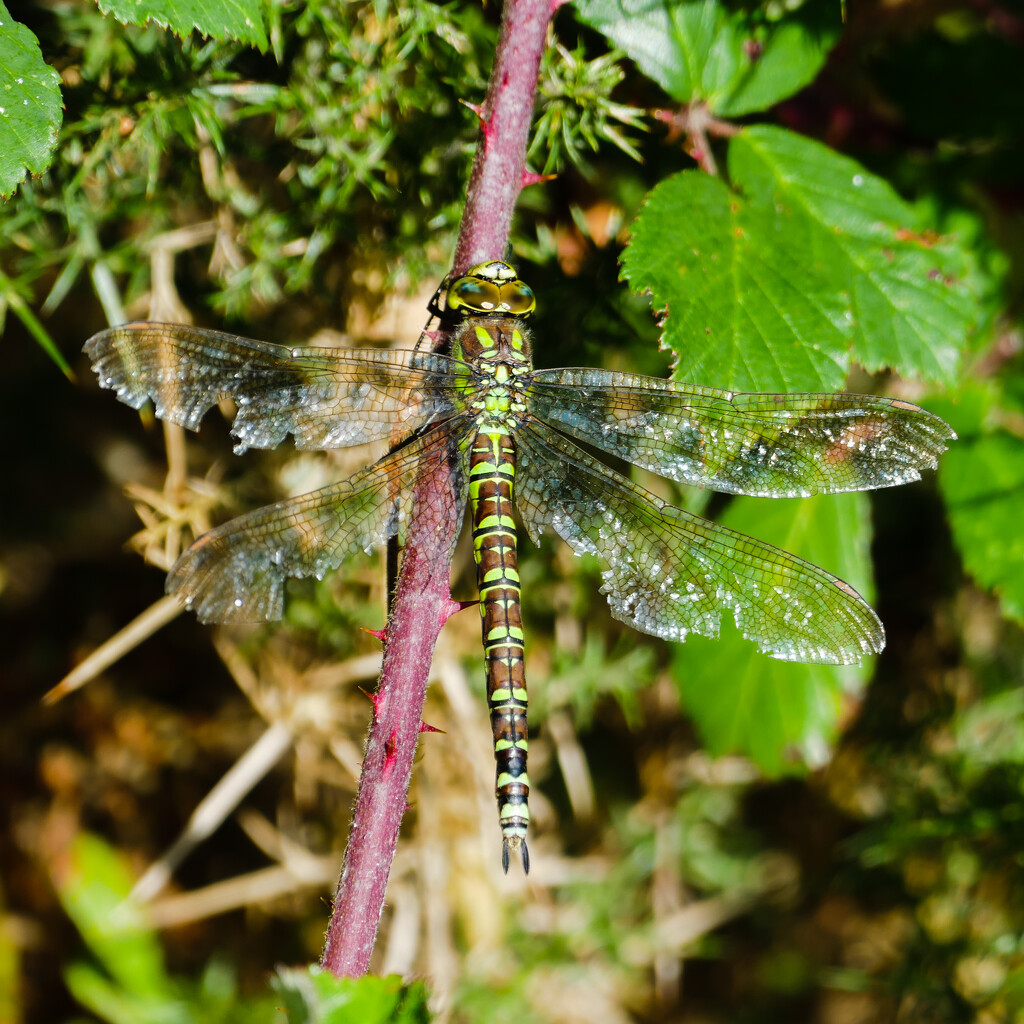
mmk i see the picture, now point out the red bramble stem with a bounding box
[319,0,556,978]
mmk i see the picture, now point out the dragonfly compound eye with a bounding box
[499,281,536,316]
[446,264,536,318]
[447,276,503,315]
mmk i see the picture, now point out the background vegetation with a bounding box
[2,0,1023,1020]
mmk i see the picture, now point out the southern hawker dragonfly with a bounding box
[85,260,955,872]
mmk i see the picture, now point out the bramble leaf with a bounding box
[97,0,268,51]
[623,126,978,391]
[939,389,1024,625]
[0,3,63,199]
[574,0,838,116]
[624,168,852,391]
[273,967,430,1024]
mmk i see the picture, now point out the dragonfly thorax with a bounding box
[451,315,534,368]
[451,320,533,429]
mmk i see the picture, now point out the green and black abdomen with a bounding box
[469,428,530,873]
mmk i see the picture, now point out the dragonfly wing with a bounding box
[526,369,955,497]
[167,420,471,622]
[514,417,883,664]
[85,323,467,451]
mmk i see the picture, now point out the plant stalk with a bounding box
[320,0,556,977]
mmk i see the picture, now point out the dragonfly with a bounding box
[85,260,955,873]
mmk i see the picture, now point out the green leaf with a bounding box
[272,967,430,1024]
[940,425,1024,625]
[723,18,836,119]
[97,0,269,51]
[623,169,852,391]
[671,493,875,774]
[623,126,978,391]
[573,0,838,116]
[53,833,172,1001]
[731,127,977,383]
[63,962,177,1024]
[0,3,63,199]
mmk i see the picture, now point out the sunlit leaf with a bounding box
[574,0,838,116]
[672,493,874,774]
[0,2,63,198]
[624,168,852,391]
[624,126,978,391]
[97,0,269,51]
[273,967,430,1024]
[731,128,978,384]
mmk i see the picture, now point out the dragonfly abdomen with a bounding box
[470,428,530,874]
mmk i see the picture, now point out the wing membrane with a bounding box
[85,323,468,452]
[514,416,883,664]
[526,369,954,497]
[167,419,471,623]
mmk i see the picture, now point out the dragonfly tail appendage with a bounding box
[502,835,531,875]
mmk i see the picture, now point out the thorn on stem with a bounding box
[382,729,399,779]
[521,170,556,189]
[460,99,486,123]
[440,597,475,627]
[460,99,493,142]
[359,686,385,717]
[362,625,387,643]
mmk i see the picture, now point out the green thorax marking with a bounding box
[451,321,533,433]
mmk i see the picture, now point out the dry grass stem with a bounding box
[129,720,295,903]
[656,893,759,951]
[236,809,332,881]
[44,594,183,704]
[546,709,596,823]
[144,858,339,930]
[380,881,421,977]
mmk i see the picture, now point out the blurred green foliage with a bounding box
[54,832,428,1022]
[56,832,281,1022]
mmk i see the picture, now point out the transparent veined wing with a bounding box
[525,369,955,497]
[167,419,472,623]
[514,416,883,664]
[85,323,470,452]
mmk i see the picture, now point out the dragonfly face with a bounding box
[85,260,955,872]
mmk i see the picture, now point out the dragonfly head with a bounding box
[444,261,536,320]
